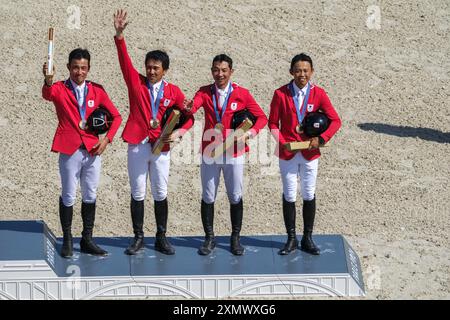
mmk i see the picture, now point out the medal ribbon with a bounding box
[289,81,310,128]
[67,79,89,124]
[146,80,165,120]
[212,82,232,124]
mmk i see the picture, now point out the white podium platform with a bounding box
[0,220,365,300]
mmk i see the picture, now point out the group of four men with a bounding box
[42,10,341,259]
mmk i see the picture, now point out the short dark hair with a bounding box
[145,50,170,70]
[68,48,91,66]
[290,53,313,71]
[212,54,233,69]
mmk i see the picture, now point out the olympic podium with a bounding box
[0,220,365,300]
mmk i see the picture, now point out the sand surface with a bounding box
[0,0,448,299]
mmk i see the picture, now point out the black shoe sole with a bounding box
[124,247,144,255]
[155,246,175,255]
[198,245,216,256]
[198,239,216,255]
[198,248,212,255]
[80,245,109,256]
[230,241,244,256]
[125,250,143,255]
[278,239,299,255]
[278,248,297,255]
[80,250,109,256]
[231,250,244,256]
[61,248,73,258]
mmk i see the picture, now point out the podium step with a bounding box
[0,220,365,299]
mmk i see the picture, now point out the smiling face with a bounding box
[290,60,314,89]
[211,61,234,89]
[145,59,166,85]
[67,58,90,85]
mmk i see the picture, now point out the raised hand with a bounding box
[113,9,129,39]
[42,62,55,86]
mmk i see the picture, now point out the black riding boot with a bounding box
[80,201,108,256]
[230,199,244,256]
[125,197,145,255]
[278,194,299,255]
[59,197,73,258]
[300,197,320,255]
[154,198,175,255]
[198,200,216,255]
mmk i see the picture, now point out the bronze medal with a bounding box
[215,123,224,132]
[150,118,160,129]
[79,119,86,130]
[296,124,302,134]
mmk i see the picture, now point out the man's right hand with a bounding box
[114,9,129,39]
[42,62,54,86]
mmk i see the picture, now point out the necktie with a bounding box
[298,90,305,112]
[218,90,227,114]
[219,90,226,108]
[76,86,84,107]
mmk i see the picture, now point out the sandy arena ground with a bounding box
[0,0,448,299]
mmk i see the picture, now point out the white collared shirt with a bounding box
[148,80,163,102]
[70,79,86,107]
[292,81,309,111]
[216,82,233,108]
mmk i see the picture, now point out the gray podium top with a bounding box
[0,220,365,299]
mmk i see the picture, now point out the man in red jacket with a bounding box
[268,53,341,255]
[113,9,194,256]
[184,54,268,256]
[42,48,122,258]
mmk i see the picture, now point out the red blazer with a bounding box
[268,82,341,161]
[114,36,194,151]
[42,80,122,156]
[190,83,268,157]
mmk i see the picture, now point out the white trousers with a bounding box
[279,152,318,202]
[127,143,170,202]
[59,148,101,207]
[201,154,244,205]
